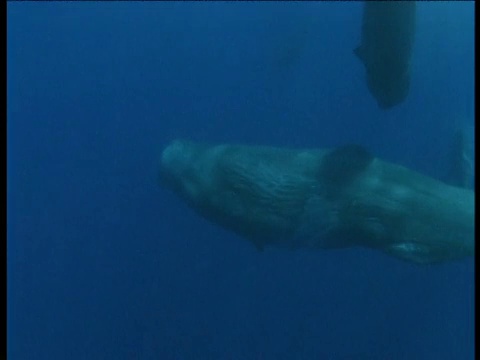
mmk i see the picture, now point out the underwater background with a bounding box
[7,2,474,360]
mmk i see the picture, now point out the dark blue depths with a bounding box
[7,2,474,360]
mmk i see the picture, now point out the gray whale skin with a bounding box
[159,140,474,265]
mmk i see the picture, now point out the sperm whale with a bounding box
[159,140,474,265]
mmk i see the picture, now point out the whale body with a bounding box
[355,1,416,109]
[159,140,474,265]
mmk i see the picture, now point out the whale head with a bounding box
[159,139,226,209]
[159,140,202,199]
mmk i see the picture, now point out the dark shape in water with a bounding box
[355,1,416,109]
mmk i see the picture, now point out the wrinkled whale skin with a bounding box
[159,140,474,265]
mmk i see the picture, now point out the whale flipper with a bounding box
[320,144,373,183]
[319,144,373,200]
[445,127,474,189]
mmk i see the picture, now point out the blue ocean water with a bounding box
[7,2,474,360]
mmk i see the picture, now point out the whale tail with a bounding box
[445,126,474,189]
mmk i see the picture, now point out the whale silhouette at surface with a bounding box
[159,140,474,265]
[355,1,416,109]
